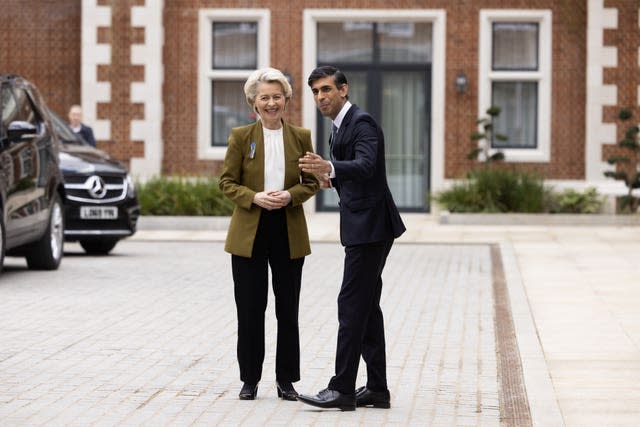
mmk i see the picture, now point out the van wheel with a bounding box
[25,194,64,270]
[80,238,118,255]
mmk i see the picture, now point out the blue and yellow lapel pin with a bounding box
[249,141,256,159]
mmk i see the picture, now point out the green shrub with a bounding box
[433,167,549,213]
[431,181,485,213]
[546,187,605,214]
[471,167,546,212]
[137,176,234,216]
[434,170,606,214]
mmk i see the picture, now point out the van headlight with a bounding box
[126,174,136,197]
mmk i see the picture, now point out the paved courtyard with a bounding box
[2,240,507,426]
[2,212,640,426]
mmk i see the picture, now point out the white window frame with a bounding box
[197,9,270,160]
[479,10,552,162]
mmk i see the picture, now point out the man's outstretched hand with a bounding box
[299,152,332,188]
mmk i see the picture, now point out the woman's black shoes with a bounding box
[276,381,298,401]
[239,382,297,401]
[239,383,258,400]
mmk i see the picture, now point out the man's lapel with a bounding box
[334,104,356,160]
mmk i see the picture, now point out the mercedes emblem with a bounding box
[87,175,107,199]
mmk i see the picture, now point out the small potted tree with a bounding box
[604,108,640,213]
[467,106,506,163]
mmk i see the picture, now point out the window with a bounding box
[13,88,36,125]
[209,22,257,147]
[198,10,270,159]
[1,86,17,127]
[304,9,446,212]
[2,87,37,129]
[479,10,551,162]
[13,88,38,178]
[315,21,432,211]
[1,86,16,180]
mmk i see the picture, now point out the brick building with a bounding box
[1,0,638,212]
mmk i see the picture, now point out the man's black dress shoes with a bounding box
[276,381,298,401]
[239,382,258,400]
[297,388,356,411]
[355,386,391,408]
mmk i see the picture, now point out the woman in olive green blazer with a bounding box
[219,68,319,402]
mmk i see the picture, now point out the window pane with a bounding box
[13,89,36,124]
[318,22,373,63]
[492,23,538,70]
[212,22,257,69]
[492,81,537,148]
[211,81,255,147]
[378,22,432,63]
[382,72,427,209]
[1,87,18,126]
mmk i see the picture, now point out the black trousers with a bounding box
[328,238,394,394]
[231,208,304,384]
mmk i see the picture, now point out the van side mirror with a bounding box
[7,121,37,143]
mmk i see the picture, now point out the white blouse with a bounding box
[263,126,285,191]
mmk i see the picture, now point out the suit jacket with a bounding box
[219,120,319,258]
[76,124,96,147]
[331,104,406,246]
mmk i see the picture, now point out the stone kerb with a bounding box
[439,211,640,225]
[137,215,231,231]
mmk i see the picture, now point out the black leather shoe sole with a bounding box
[356,399,391,409]
[297,394,355,411]
[355,387,391,408]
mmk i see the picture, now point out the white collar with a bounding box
[332,101,352,130]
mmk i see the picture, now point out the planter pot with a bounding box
[615,196,640,214]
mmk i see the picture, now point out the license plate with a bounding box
[80,206,118,220]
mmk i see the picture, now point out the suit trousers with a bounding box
[231,208,304,384]
[328,238,394,394]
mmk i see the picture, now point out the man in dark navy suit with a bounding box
[298,66,406,411]
[68,104,97,147]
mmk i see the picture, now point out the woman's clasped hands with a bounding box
[253,190,291,210]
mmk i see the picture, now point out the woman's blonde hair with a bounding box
[244,67,292,111]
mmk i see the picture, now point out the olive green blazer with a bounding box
[219,120,319,259]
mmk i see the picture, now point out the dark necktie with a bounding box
[329,124,337,161]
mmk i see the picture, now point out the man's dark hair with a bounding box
[307,66,349,99]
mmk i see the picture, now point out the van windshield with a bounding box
[49,110,85,144]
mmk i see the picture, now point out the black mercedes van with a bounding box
[0,74,65,272]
